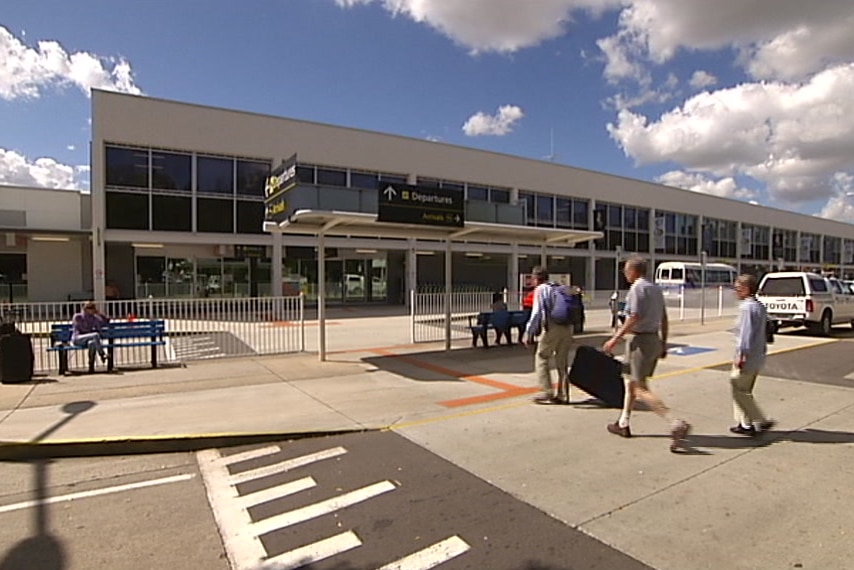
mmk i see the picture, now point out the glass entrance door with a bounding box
[344,259,367,302]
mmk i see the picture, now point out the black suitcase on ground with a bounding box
[0,333,35,384]
[568,345,625,408]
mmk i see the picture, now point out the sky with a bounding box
[2,0,854,222]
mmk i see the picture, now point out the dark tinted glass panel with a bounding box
[608,205,622,228]
[809,279,828,292]
[442,181,464,192]
[316,168,346,187]
[760,277,805,296]
[417,177,440,188]
[237,200,265,234]
[573,200,588,227]
[636,208,649,230]
[197,198,234,233]
[296,165,315,184]
[519,192,535,223]
[105,146,148,188]
[624,232,637,251]
[197,157,234,194]
[536,195,553,225]
[151,151,191,191]
[351,171,378,189]
[637,232,650,252]
[555,198,571,228]
[152,195,191,231]
[137,257,166,284]
[106,192,149,230]
[467,185,488,201]
[490,188,510,203]
[379,173,407,184]
[624,207,637,229]
[0,253,27,282]
[237,160,269,197]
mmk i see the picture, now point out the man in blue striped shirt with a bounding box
[730,274,775,436]
[523,266,574,404]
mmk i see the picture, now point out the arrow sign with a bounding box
[377,182,464,227]
[383,185,397,200]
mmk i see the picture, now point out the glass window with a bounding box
[152,195,191,232]
[555,198,571,228]
[467,185,488,201]
[607,204,622,228]
[379,172,408,184]
[105,146,149,189]
[197,156,234,195]
[151,151,191,192]
[197,198,234,233]
[442,181,464,192]
[350,171,378,189]
[573,200,589,228]
[136,256,166,286]
[236,160,270,197]
[490,187,511,203]
[296,165,315,184]
[106,192,149,230]
[624,207,637,229]
[519,192,535,223]
[237,200,265,234]
[0,253,27,282]
[316,167,347,187]
[536,194,554,226]
[417,177,440,188]
[636,208,649,231]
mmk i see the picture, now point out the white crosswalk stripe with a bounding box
[198,444,471,570]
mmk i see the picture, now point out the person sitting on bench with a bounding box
[71,301,110,369]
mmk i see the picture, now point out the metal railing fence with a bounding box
[410,290,495,343]
[2,295,304,375]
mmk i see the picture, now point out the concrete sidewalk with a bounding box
[1,316,852,570]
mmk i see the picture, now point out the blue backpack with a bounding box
[548,284,578,326]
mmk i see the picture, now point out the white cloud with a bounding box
[818,173,854,222]
[462,105,525,136]
[67,144,76,151]
[608,63,854,203]
[599,0,854,83]
[334,0,619,53]
[689,70,716,89]
[0,25,142,100]
[656,170,754,200]
[0,148,89,190]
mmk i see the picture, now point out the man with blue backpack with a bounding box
[523,266,579,405]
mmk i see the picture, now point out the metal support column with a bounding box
[318,232,327,361]
[444,239,452,352]
[406,239,417,309]
[272,232,283,297]
[508,243,519,309]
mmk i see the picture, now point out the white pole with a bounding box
[318,232,326,361]
[679,284,685,321]
[444,239,452,352]
[410,289,416,344]
[700,250,707,325]
[718,285,723,317]
[614,245,622,294]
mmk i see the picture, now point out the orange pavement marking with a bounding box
[368,348,532,408]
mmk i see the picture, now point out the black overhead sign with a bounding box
[264,153,298,224]
[377,182,464,228]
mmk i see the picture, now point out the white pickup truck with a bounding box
[757,271,854,336]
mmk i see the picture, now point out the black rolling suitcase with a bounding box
[0,332,35,384]
[568,345,625,408]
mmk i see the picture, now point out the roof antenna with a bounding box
[544,127,557,162]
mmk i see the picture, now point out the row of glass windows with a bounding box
[106,193,265,234]
[520,192,590,229]
[106,146,271,197]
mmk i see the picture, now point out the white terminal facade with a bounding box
[1,89,853,304]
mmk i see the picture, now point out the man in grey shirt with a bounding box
[729,274,775,436]
[603,256,691,451]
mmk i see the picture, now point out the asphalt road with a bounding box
[200,431,652,570]
[0,452,227,570]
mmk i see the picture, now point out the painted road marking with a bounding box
[218,445,281,466]
[376,535,471,570]
[228,446,347,485]
[250,480,397,536]
[258,531,362,569]
[238,477,317,509]
[0,473,194,515]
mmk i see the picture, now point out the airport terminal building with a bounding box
[2,89,854,303]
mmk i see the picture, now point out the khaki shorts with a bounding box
[629,333,661,386]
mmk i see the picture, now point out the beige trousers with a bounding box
[730,367,767,426]
[535,323,574,398]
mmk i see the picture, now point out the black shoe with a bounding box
[534,395,562,405]
[730,424,757,436]
[607,422,632,438]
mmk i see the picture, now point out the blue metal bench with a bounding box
[468,310,529,348]
[47,320,167,374]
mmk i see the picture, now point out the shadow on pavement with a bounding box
[265,561,615,570]
[0,401,97,570]
[646,427,854,455]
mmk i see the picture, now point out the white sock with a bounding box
[618,412,631,428]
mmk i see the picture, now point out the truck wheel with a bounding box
[818,311,833,336]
